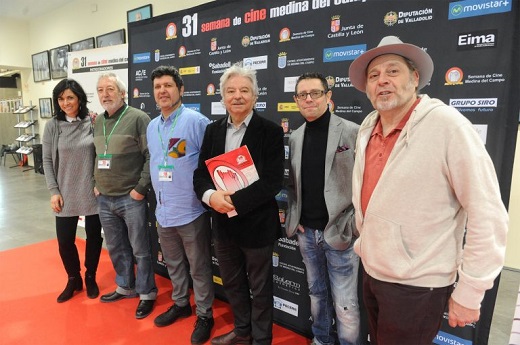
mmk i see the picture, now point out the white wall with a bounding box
[0,18,31,69]
[2,0,213,139]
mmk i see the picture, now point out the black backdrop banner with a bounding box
[129,1,519,344]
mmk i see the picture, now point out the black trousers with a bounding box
[362,269,452,345]
[214,238,274,345]
[55,215,103,277]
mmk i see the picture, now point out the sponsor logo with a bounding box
[457,30,497,50]
[435,330,472,345]
[384,11,398,26]
[449,98,497,107]
[331,15,341,32]
[243,55,268,70]
[284,76,299,93]
[323,44,366,63]
[280,27,291,42]
[209,61,232,74]
[179,46,186,57]
[207,84,216,95]
[135,69,147,82]
[211,102,227,115]
[242,36,251,47]
[184,103,201,112]
[326,75,336,89]
[278,52,287,69]
[166,23,177,39]
[449,0,511,20]
[385,8,434,25]
[445,67,464,85]
[179,66,201,75]
[277,103,299,112]
[154,49,160,62]
[133,53,150,64]
[273,296,299,317]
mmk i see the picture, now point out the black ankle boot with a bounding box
[57,276,83,303]
[85,273,99,299]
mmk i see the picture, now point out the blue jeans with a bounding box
[97,194,157,300]
[298,227,360,345]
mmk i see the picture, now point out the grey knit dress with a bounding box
[42,117,98,217]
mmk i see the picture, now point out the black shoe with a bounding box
[191,316,214,345]
[135,299,155,319]
[85,274,99,299]
[57,276,83,303]
[154,304,192,327]
[100,290,138,303]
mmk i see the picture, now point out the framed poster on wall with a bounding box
[127,4,152,22]
[31,51,50,82]
[50,45,69,79]
[96,29,126,48]
[39,98,53,118]
[71,37,95,52]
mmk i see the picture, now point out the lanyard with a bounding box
[158,105,183,165]
[102,105,129,154]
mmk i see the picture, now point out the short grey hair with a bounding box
[97,72,127,94]
[219,62,259,100]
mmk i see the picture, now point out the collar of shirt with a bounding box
[227,111,253,130]
[371,97,421,139]
[65,115,78,122]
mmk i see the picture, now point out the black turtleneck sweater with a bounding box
[299,109,330,230]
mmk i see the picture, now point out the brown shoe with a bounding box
[211,330,252,345]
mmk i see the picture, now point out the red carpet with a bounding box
[0,239,310,345]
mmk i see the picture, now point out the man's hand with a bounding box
[297,224,305,233]
[50,194,64,213]
[209,190,235,214]
[448,297,480,328]
[130,189,145,201]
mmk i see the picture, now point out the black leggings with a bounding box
[55,215,103,277]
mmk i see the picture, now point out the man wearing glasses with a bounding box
[286,72,361,345]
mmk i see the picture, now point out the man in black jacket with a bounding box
[193,63,284,345]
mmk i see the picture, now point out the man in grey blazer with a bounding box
[286,72,361,345]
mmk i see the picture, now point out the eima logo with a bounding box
[458,29,497,50]
[449,0,511,20]
[323,44,366,63]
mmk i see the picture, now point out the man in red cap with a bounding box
[349,35,508,344]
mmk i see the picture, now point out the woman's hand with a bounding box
[50,194,64,213]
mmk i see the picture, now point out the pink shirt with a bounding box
[361,98,420,215]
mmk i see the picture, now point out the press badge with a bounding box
[97,154,112,169]
[158,165,174,181]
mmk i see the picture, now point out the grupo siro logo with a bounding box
[384,11,398,26]
[323,44,366,63]
[449,0,512,20]
[449,98,498,107]
[445,67,464,85]
[278,52,287,69]
[458,30,497,50]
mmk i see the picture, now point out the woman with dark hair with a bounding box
[42,78,103,303]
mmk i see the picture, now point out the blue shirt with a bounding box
[147,105,210,227]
